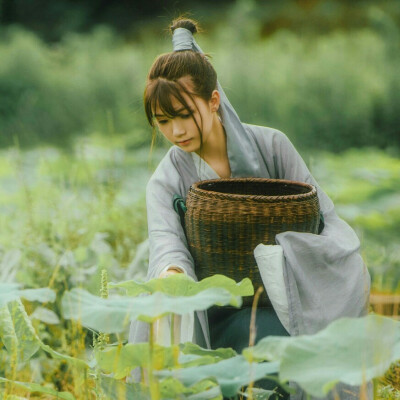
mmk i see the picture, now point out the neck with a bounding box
[195,114,228,163]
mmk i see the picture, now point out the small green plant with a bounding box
[1,139,399,398]
[2,276,400,399]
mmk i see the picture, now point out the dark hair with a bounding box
[144,17,218,149]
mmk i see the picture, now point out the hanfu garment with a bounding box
[129,123,371,400]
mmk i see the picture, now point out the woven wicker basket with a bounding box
[184,178,321,307]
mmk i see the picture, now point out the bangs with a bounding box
[144,79,196,126]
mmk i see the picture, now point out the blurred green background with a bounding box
[0,0,399,294]
[1,0,400,151]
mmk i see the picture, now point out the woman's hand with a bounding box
[156,266,185,346]
[159,265,184,278]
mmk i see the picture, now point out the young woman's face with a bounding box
[153,80,217,153]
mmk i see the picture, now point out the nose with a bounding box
[172,119,185,137]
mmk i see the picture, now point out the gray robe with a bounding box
[129,123,371,399]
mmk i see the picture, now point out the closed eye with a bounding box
[156,109,193,124]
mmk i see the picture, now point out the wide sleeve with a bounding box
[270,130,371,336]
[145,156,197,281]
[128,153,204,358]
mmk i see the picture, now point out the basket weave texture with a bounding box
[184,178,320,307]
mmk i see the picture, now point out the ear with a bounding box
[209,90,220,112]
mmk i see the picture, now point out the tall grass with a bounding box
[0,136,160,293]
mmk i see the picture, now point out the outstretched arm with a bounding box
[145,162,197,281]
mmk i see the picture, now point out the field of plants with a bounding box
[1,4,400,397]
[0,136,399,399]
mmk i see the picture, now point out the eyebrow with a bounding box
[154,107,189,118]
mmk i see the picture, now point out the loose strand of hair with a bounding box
[175,80,204,155]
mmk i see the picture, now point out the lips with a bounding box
[177,139,192,146]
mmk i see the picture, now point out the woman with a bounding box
[130,17,371,399]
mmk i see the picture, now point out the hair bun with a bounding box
[170,17,199,35]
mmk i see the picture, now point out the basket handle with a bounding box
[318,213,325,234]
[172,194,187,232]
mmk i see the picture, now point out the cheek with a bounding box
[157,127,173,143]
[157,124,170,135]
[184,118,198,137]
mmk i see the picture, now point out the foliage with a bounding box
[0,139,153,396]
[156,355,280,398]
[2,275,400,399]
[0,295,88,369]
[1,0,400,43]
[95,343,180,379]
[0,126,399,397]
[311,148,400,292]
[378,385,400,400]
[243,315,400,397]
[0,26,149,148]
[109,273,254,297]
[0,139,153,291]
[0,284,55,306]
[62,286,243,330]
[0,19,399,151]
[0,377,76,400]
[383,360,400,392]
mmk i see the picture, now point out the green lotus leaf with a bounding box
[243,314,400,397]
[180,342,236,360]
[0,299,87,369]
[184,385,222,400]
[30,306,60,325]
[178,343,237,368]
[156,355,280,398]
[159,377,222,400]
[109,274,254,298]
[0,301,41,363]
[239,388,275,399]
[0,377,75,400]
[178,354,220,368]
[100,376,150,400]
[0,283,55,307]
[62,288,242,333]
[95,343,180,378]
[243,336,292,363]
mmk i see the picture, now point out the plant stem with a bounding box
[148,322,160,400]
[372,378,378,400]
[246,286,264,400]
[170,314,175,345]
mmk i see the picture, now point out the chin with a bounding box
[181,147,196,153]
[178,143,200,153]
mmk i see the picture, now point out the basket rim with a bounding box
[189,178,317,202]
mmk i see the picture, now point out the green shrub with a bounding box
[0,21,399,151]
[0,26,149,148]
